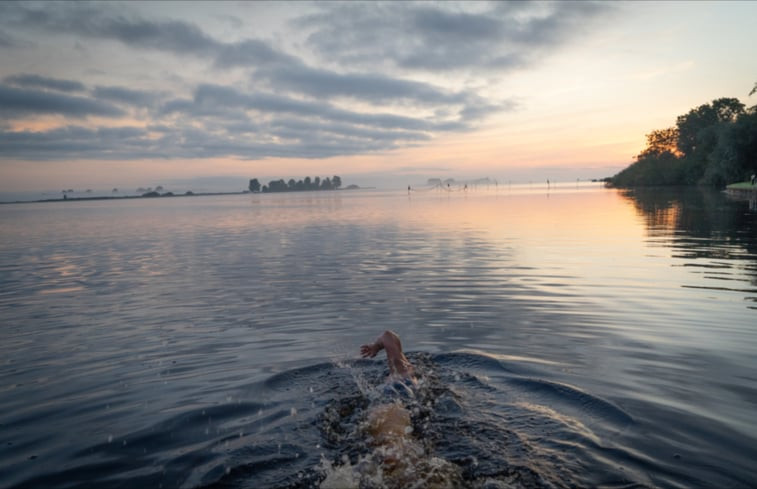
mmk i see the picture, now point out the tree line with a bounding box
[610,92,757,188]
[249,175,342,193]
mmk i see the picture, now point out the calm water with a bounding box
[0,185,755,488]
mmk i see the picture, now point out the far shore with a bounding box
[0,190,248,205]
[0,186,365,205]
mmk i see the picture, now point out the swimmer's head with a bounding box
[366,403,411,445]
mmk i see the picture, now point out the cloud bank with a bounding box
[0,2,609,162]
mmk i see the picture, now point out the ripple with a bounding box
[1,188,756,488]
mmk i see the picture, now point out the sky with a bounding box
[0,1,756,195]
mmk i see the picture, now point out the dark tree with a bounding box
[249,178,261,192]
[703,109,757,186]
[637,127,680,159]
[611,96,755,188]
[263,179,288,192]
[250,175,346,193]
[676,98,744,157]
[712,97,745,122]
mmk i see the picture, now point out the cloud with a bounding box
[0,29,17,47]
[0,124,408,161]
[4,73,86,92]
[0,81,436,161]
[214,39,297,69]
[0,3,525,163]
[0,126,158,159]
[1,3,513,119]
[161,83,468,133]
[0,3,504,104]
[214,14,243,30]
[298,2,613,72]
[92,85,163,107]
[0,72,507,162]
[1,3,292,67]
[1,2,220,58]
[0,84,125,118]
[266,117,432,144]
[257,63,469,106]
[248,62,513,125]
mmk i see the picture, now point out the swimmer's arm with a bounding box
[360,335,385,358]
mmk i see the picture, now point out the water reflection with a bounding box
[619,187,757,308]
[2,187,757,488]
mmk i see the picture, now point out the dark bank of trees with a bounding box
[610,94,757,188]
[249,175,342,193]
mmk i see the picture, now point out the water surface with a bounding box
[1,185,755,488]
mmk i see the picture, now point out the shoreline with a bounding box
[0,191,249,205]
[0,187,365,205]
[725,182,757,199]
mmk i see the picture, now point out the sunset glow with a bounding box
[1,1,755,197]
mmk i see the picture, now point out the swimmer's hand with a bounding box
[360,341,382,358]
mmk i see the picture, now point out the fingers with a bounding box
[360,344,377,358]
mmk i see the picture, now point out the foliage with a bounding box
[675,98,743,158]
[636,127,680,159]
[255,175,343,193]
[248,178,261,192]
[610,96,756,188]
[611,152,686,187]
[702,110,757,186]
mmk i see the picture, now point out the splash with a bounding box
[332,356,377,399]
[183,351,642,489]
[315,354,471,488]
[318,455,360,489]
[317,439,464,489]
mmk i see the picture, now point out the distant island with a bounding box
[608,90,756,188]
[249,176,342,193]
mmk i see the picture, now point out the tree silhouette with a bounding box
[611,96,755,187]
[637,127,680,159]
[254,175,344,193]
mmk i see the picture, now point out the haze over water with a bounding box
[1,184,755,488]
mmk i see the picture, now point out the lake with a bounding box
[1,184,755,488]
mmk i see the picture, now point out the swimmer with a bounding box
[353,331,463,488]
[359,331,418,478]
